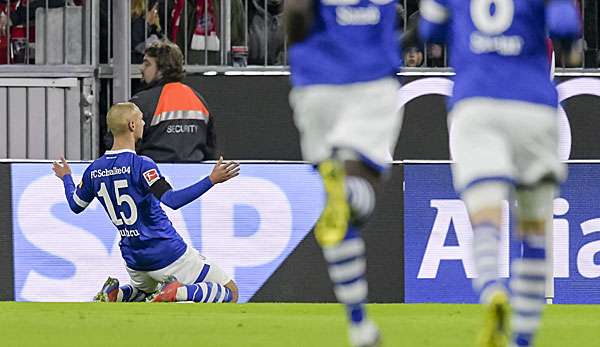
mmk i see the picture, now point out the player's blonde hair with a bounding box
[107,102,141,136]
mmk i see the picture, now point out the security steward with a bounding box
[131,39,216,162]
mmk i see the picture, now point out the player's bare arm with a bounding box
[209,156,240,184]
[284,0,314,45]
[52,157,72,180]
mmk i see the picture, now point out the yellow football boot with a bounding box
[478,290,510,347]
[315,159,351,247]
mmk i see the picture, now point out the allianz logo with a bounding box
[417,198,600,280]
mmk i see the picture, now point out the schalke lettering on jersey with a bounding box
[90,166,131,179]
[289,0,401,86]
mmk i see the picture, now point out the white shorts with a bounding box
[450,98,566,193]
[290,78,403,170]
[126,246,232,293]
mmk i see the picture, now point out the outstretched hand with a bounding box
[52,157,72,180]
[209,156,240,184]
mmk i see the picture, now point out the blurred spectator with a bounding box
[404,46,423,67]
[0,0,84,64]
[131,0,163,64]
[6,0,83,26]
[426,43,445,67]
[130,39,217,162]
[168,0,245,65]
[247,0,285,65]
[0,0,32,64]
[401,10,420,65]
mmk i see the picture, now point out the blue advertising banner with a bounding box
[404,163,600,304]
[11,163,324,303]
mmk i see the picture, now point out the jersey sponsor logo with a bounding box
[90,166,131,179]
[143,169,160,186]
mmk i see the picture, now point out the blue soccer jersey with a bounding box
[70,149,187,271]
[419,0,580,108]
[289,0,401,87]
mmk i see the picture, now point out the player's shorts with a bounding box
[290,77,402,171]
[126,245,232,293]
[449,97,566,193]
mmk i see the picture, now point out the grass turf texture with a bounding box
[0,303,597,347]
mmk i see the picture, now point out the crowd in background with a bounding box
[0,0,597,68]
[105,0,286,66]
[0,0,84,64]
[398,0,597,68]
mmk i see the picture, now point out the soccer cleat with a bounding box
[349,320,381,347]
[150,276,183,303]
[479,291,510,347]
[315,160,351,247]
[93,277,120,302]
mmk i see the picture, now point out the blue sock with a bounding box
[322,226,368,325]
[118,284,146,302]
[510,235,546,347]
[472,223,505,303]
[120,284,134,302]
[182,282,233,303]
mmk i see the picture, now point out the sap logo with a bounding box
[417,198,600,280]
[16,174,293,302]
[197,176,292,280]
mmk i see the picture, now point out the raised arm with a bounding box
[146,157,240,210]
[418,0,450,44]
[52,158,93,214]
[285,0,314,45]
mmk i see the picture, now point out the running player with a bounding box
[53,102,240,304]
[419,1,580,346]
[286,1,403,346]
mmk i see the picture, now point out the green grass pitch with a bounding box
[0,303,597,346]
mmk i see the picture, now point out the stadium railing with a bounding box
[0,0,98,161]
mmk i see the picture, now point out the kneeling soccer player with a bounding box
[52,102,239,303]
